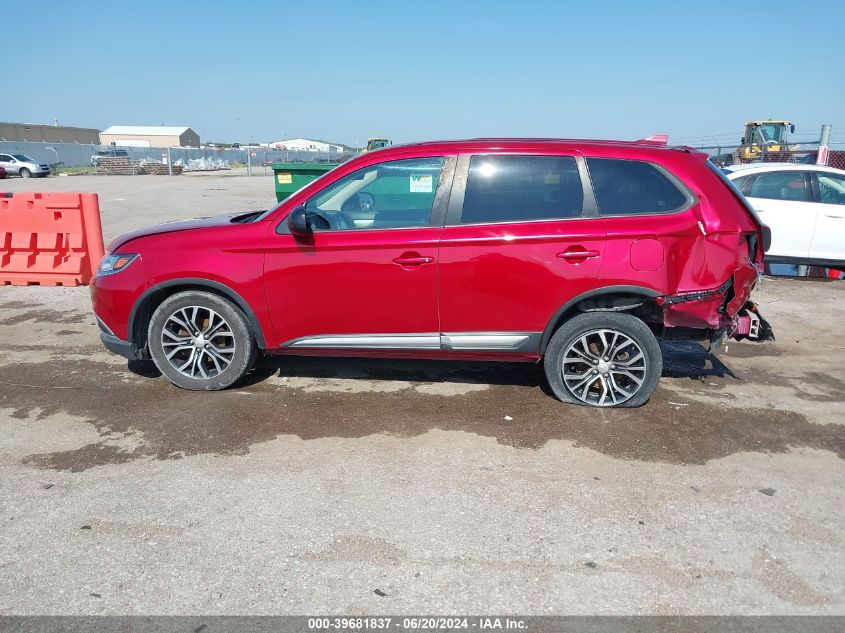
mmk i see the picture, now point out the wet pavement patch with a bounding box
[0,310,89,326]
[1,346,843,472]
[0,301,40,310]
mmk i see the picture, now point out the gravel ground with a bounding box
[0,172,843,614]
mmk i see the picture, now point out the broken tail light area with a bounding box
[658,277,734,308]
[730,301,775,343]
[659,278,775,345]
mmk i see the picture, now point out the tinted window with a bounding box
[747,172,808,202]
[587,158,688,215]
[461,155,583,224]
[817,172,845,205]
[307,157,443,231]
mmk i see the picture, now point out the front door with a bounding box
[263,156,452,350]
[809,170,845,263]
[438,153,605,354]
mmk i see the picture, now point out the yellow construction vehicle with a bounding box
[736,120,798,162]
[363,138,391,153]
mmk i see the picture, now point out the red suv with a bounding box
[91,138,772,407]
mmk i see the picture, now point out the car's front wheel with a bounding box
[147,291,258,390]
[19,168,32,178]
[544,311,662,407]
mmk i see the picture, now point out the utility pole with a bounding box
[817,124,832,166]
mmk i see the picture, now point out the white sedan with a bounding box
[725,163,845,267]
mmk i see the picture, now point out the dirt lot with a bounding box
[0,173,843,614]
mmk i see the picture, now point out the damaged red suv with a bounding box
[91,138,772,407]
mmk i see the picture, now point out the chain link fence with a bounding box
[692,141,845,170]
[0,141,355,176]
[5,137,845,177]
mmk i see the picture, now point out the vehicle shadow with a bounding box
[660,341,738,380]
[233,340,738,390]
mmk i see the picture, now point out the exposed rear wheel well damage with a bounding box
[540,287,663,354]
[128,280,266,355]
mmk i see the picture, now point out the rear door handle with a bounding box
[824,214,843,219]
[557,249,600,260]
[393,255,434,267]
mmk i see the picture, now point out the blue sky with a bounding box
[4,0,843,146]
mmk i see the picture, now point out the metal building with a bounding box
[0,122,100,144]
[100,126,200,148]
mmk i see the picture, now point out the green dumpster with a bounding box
[271,162,338,203]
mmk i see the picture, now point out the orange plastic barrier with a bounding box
[0,192,105,286]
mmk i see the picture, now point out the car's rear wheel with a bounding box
[19,168,32,178]
[148,291,258,390]
[544,311,662,407]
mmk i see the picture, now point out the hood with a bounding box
[108,210,263,251]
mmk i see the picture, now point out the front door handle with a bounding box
[393,254,434,268]
[557,248,600,261]
[824,214,843,219]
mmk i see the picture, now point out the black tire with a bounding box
[543,311,662,407]
[19,168,32,178]
[147,291,258,391]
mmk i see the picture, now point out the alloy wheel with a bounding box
[561,328,647,406]
[160,306,236,379]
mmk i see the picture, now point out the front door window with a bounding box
[306,157,444,231]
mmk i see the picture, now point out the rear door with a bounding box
[809,170,845,263]
[437,153,605,354]
[740,170,815,259]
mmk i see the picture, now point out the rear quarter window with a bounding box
[587,158,690,216]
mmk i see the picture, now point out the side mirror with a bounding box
[287,205,311,235]
[790,125,795,134]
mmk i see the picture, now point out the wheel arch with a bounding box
[540,285,662,354]
[128,278,267,354]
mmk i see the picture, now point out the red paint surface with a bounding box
[91,138,766,357]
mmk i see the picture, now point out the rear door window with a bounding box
[746,171,810,202]
[586,158,690,215]
[461,155,583,224]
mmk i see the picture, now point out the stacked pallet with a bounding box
[95,157,142,175]
[140,162,183,175]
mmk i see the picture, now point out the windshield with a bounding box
[12,154,34,162]
[754,124,785,144]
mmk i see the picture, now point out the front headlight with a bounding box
[97,253,139,276]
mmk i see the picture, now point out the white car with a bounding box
[725,163,845,267]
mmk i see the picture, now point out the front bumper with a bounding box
[100,332,143,360]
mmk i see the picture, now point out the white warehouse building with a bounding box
[269,137,344,153]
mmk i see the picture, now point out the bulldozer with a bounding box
[363,138,391,153]
[736,120,798,162]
